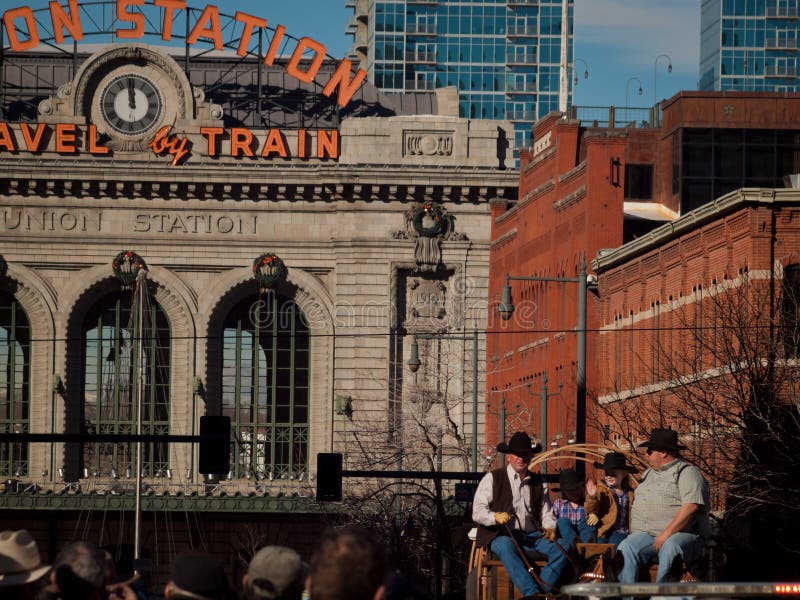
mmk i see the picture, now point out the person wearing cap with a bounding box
[472,431,573,598]
[0,529,50,599]
[243,546,307,600]
[585,452,638,548]
[617,428,709,583]
[164,552,231,600]
[553,468,597,543]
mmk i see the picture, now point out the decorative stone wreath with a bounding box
[412,203,447,237]
[112,251,147,287]
[252,253,287,289]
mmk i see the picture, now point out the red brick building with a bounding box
[487,92,800,459]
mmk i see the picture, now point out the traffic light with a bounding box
[316,453,342,501]
[199,416,230,475]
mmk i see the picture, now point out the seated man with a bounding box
[618,428,708,583]
[473,432,574,598]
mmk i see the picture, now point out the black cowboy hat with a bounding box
[558,468,583,492]
[636,428,687,452]
[593,451,638,473]
[496,431,542,458]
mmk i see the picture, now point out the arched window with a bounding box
[81,291,170,476]
[221,294,309,479]
[0,292,30,476]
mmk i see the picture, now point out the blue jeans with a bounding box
[598,530,627,548]
[617,531,704,583]
[556,516,597,543]
[489,528,575,596]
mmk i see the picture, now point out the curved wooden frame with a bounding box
[528,443,648,480]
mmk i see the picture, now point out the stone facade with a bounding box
[0,44,517,496]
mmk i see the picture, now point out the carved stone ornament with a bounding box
[405,132,454,156]
[252,253,288,289]
[112,251,147,288]
[394,203,463,272]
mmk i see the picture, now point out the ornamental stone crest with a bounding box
[252,253,288,290]
[393,203,466,272]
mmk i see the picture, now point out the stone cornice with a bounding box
[0,164,518,202]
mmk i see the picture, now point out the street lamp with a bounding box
[653,53,672,106]
[499,256,597,474]
[625,76,643,112]
[407,328,480,470]
[573,58,589,87]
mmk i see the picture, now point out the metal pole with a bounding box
[133,272,146,564]
[499,394,506,466]
[471,327,478,470]
[558,0,570,112]
[541,374,548,474]
[576,257,587,477]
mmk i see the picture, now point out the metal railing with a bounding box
[507,110,535,121]
[766,37,798,49]
[766,6,799,18]
[765,63,798,77]
[508,0,539,5]
[506,81,537,93]
[407,51,436,63]
[568,105,661,129]
[506,51,537,65]
[407,23,437,35]
[562,581,800,598]
[506,25,537,37]
[405,79,435,91]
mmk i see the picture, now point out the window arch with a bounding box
[81,290,171,476]
[221,293,309,479]
[0,291,30,476]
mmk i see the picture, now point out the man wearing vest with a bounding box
[473,432,574,597]
[618,428,708,583]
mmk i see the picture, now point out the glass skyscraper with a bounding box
[346,0,574,152]
[700,0,800,91]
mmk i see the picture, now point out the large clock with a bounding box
[99,73,163,136]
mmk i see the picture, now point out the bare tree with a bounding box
[594,268,800,575]
[329,339,477,595]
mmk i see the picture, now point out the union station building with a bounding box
[0,4,517,583]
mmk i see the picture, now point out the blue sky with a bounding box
[0,0,700,109]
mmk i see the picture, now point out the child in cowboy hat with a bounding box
[585,452,638,548]
[553,468,597,543]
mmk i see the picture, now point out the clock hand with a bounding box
[128,78,136,110]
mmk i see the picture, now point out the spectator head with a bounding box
[243,546,307,600]
[50,541,107,600]
[0,530,50,599]
[308,528,387,600]
[165,552,230,600]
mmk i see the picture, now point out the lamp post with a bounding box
[407,327,480,471]
[625,76,644,126]
[499,256,597,474]
[653,53,672,106]
[625,76,643,111]
[573,58,589,87]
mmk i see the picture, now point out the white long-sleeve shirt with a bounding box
[472,464,557,532]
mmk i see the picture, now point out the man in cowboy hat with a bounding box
[617,428,709,583]
[472,431,574,598]
[0,529,50,599]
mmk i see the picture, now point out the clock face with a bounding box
[100,73,163,136]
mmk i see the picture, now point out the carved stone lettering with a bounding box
[1,209,102,232]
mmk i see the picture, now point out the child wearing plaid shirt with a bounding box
[554,468,597,543]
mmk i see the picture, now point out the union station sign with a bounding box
[1,0,363,164]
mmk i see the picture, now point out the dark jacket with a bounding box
[475,467,544,548]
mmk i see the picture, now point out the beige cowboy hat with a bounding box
[0,530,50,587]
